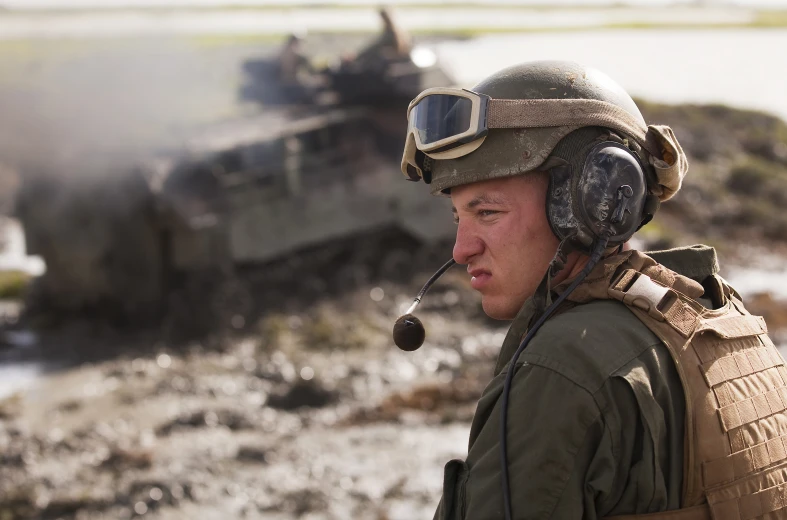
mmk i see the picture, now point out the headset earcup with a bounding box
[576,141,647,245]
[546,138,649,253]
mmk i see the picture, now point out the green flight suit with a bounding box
[434,245,722,519]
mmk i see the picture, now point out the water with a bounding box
[727,266,787,301]
[0,361,41,399]
[721,253,787,356]
[2,16,785,122]
[0,219,44,399]
[434,29,787,123]
[0,217,46,276]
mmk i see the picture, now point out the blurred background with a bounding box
[1,1,787,518]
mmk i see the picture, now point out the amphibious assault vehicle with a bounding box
[15,46,456,333]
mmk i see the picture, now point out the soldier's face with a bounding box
[451,174,559,320]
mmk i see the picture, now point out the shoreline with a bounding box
[1,6,786,41]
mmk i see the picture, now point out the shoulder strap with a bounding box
[608,269,703,338]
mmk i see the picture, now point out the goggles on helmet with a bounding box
[401,88,491,182]
[401,87,654,183]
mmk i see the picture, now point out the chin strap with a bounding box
[501,237,609,520]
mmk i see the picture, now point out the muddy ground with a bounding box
[2,254,787,520]
[0,267,506,520]
[3,240,787,520]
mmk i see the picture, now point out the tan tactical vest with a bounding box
[571,251,787,520]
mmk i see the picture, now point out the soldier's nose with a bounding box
[453,223,484,265]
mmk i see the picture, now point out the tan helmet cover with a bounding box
[646,124,689,201]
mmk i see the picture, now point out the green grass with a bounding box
[753,9,787,28]
[0,7,785,53]
[410,12,787,36]
[0,39,96,59]
[185,33,288,48]
[0,3,686,13]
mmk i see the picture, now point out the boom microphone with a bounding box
[392,258,456,351]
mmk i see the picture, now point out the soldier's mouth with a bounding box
[469,268,492,290]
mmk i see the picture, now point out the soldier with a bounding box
[277,34,313,87]
[354,7,411,69]
[398,61,787,519]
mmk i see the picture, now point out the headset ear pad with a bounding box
[577,141,647,245]
[546,163,582,245]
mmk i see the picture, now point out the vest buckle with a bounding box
[609,270,675,322]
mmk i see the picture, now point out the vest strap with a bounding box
[609,270,700,337]
[609,269,672,321]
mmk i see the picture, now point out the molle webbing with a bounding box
[706,464,787,519]
[584,251,787,520]
[605,504,712,520]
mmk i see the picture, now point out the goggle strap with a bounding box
[487,98,660,158]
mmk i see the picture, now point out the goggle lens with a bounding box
[411,95,474,146]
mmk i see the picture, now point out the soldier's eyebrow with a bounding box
[451,193,508,214]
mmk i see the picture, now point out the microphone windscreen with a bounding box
[392,314,425,352]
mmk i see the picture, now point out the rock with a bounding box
[279,489,328,517]
[236,446,267,464]
[156,408,256,436]
[101,447,154,471]
[267,380,338,411]
[57,399,82,413]
[0,393,23,420]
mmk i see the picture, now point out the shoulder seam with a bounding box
[515,339,664,395]
[511,361,600,407]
